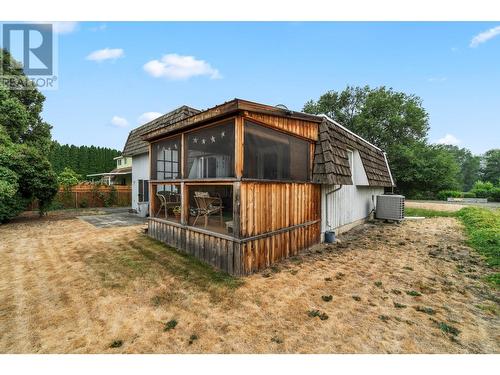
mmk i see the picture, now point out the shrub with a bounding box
[104,185,118,207]
[470,180,496,200]
[489,187,500,202]
[437,190,462,200]
[463,192,476,198]
[57,167,80,187]
[79,198,89,208]
[0,135,58,219]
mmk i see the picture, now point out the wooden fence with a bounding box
[27,184,132,210]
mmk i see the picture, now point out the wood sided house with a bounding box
[126,99,394,275]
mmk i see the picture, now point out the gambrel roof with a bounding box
[122,105,200,156]
[313,116,394,187]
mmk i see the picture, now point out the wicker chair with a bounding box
[156,190,180,218]
[192,191,223,228]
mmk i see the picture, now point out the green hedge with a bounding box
[436,190,463,200]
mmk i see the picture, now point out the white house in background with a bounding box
[86,155,132,185]
[122,106,200,215]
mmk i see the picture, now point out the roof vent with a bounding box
[275,104,292,115]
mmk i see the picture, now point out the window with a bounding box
[185,121,235,179]
[138,179,149,202]
[347,149,353,173]
[152,137,181,180]
[243,120,310,181]
[117,159,122,166]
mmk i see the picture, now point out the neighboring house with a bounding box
[86,155,132,185]
[122,106,200,216]
[140,99,394,275]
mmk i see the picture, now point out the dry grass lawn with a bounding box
[0,213,499,353]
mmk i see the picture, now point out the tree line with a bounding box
[49,142,121,178]
[303,86,499,200]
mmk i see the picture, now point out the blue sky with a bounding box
[22,22,500,154]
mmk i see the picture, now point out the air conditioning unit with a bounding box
[376,195,405,221]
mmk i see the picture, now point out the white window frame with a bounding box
[346,149,354,173]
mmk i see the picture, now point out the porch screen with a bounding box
[152,136,181,180]
[243,120,310,181]
[185,121,235,179]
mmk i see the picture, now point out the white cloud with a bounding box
[110,116,129,128]
[52,22,78,34]
[470,25,500,47]
[138,112,163,125]
[86,48,124,62]
[436,133,461,146]
[427,77,447,82]
[143,53,221,80]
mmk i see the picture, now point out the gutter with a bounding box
[325,184,342,231]
[383,152,395,186]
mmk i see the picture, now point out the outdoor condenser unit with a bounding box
[375,195,405,221]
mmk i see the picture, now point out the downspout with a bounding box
[383,152,395,193]
[325,184,342,231]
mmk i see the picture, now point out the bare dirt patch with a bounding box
[405,201,465,212]
[0,216,498,353]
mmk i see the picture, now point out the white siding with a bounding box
[321,184,384,235]
[352,149,369,186]
[131,153,150,211]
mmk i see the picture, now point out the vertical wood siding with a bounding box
[240,222,320,274]
[243,112,318,141]
[148,219,243,276]
[240,182,320,237]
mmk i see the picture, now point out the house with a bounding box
[86,155,132,185]
[122,106,200,216]
[140,99,394,275]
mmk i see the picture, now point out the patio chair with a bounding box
[192,191,223,228]
[156,190,180,218]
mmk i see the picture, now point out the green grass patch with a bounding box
[163,319,178,331]
[86,235,243,298]
[405,207,458,218]
[437,322,460,336]
[307,309,329,320]
[188,334,199,345]
[405,290,422,297]
[415,306,436,315]
[109,340,123,348]
[457,207,499,287]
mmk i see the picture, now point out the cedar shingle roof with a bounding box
[122,106,200,156]
[313,117,394,187]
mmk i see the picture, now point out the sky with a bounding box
[10,22,500,154]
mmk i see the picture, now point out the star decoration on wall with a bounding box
[211,136,216,143]
[174,144,177,149]
[201,138,206,144]
[221,131,225,138]
[193,137,198,143]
